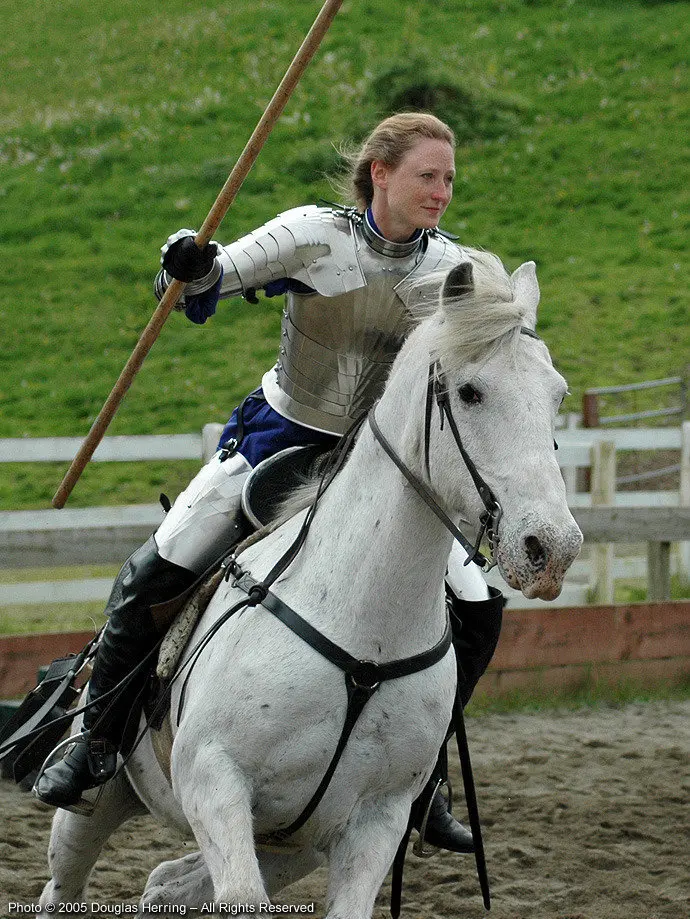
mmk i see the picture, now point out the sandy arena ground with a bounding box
[1,699,688,919]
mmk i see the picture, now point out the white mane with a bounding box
[278,248,540,524]
[420,247,537,377]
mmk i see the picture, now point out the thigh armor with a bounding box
[155,451,251,571]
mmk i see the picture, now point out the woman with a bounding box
[36,113,504,856]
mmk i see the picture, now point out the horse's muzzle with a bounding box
[495,514,583,600]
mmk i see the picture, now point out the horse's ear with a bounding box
[511,260,540,328]
[442,262,474,304]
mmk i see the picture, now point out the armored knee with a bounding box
[448,587,505,707]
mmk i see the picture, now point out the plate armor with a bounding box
[217,205,466,435]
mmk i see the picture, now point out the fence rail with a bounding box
[0,422,688,603]
[582,373,687,428]
[0,426,224,465]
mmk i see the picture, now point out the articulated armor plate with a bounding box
[217,205,366,299]
[219,206,465,434]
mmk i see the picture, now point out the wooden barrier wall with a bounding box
[0,601,688,699]
[0,630,95,698]
[476,599,690,696]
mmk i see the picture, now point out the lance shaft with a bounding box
[52,0,343,508]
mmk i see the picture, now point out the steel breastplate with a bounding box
[263,215,464,434]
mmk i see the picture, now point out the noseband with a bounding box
[369,326,541,572]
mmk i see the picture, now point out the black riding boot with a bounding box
[449,586,505,708]
[34,537,196,809]
[412,586,505,854]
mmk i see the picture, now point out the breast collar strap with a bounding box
[228,564,452,846]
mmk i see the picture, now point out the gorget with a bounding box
[218,205,465,435]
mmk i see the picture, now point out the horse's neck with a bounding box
[272,385,454,660]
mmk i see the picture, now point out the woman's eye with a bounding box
[458,384,482,405]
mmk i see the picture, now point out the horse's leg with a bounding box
[173,738,269,905]
[142,851,214,907]
[39,770,144,909]
[258,847,324,896]
[141,844,322,909]
[323,796,411,919]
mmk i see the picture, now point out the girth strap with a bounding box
[231,568,452,844]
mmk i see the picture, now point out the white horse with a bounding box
[38,252,582,917]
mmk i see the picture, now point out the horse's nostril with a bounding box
[524,534,548,571]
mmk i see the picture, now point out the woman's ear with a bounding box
[371,159,389,191]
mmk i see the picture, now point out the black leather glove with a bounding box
[161,231,219,282]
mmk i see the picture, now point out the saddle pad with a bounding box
[156,568,225,683]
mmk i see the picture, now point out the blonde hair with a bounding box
[342,113,456,211]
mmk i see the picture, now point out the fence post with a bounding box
[561,412,580,496]
[591,439,616,604]
[647,542,671,601]
[680,420,690,584]
[580,393,599,493]
[582,392,599,429]
[201,423,225,463]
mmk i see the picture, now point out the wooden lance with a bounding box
[52,0,344,508]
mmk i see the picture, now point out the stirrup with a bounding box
[413,776,452,859]
[32,735,109,817]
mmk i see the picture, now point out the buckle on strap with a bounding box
[87,737,117,778]
[349,660,381,691]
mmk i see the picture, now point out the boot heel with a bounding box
[33,781,107,817]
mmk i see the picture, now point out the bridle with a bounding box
[369,326,542,572]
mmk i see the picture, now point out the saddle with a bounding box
[241,443,332,529]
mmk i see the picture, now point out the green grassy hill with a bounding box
[2,0,688,509]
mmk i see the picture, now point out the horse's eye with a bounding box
[458,383,482,405]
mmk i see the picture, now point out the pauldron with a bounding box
[217,205,367,299]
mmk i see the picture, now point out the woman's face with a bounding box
[370,137,455,241]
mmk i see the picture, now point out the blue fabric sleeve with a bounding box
[262,278,315,298]
[184,270,224,325]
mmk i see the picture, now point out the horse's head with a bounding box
[419,253,583,600]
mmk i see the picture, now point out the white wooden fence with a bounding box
[1,422,688,608]
[0,428,224,465]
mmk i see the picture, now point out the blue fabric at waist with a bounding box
[218,389,339,468]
